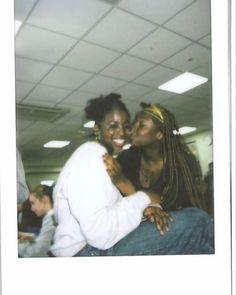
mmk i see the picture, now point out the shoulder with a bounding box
[41,210,56,228]
[67,142,107,165]
[74,141,106,156]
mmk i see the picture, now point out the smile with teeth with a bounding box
[113,139,125,146]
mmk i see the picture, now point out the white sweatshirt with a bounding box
[50,142,150,257]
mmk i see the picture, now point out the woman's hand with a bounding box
[143,206,173,235]
[103,153,136,195]
[102,153,122,183]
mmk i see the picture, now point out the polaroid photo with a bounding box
[0,0,234,294]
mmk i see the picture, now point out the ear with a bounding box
[41,195,50,205]
[155,131,163,140]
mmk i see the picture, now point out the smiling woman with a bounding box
[49,92,214,257]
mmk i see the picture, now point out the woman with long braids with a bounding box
[104,102,212,225]
[51,94,214,257]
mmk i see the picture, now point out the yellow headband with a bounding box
[142,104,164,124]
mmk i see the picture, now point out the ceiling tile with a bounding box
[16,119,34,132]
[26,0,111,38]
[15,25,77,63]
[135,65,180,87]
[79,75,126,94]
[162,44,211,71]
[116,82,154,101]
[41,66,93,90]
[161,94,209,115]
[14,0,214,167]
[198,34,211,48]
[21,99,59,108]
[54,105,83,118]
[186,81,212,98]
[128,27,191,63]
[58,91,96,107]
[123,100,143,120]
[101,55,155,81]
[192,63,212,80]
[84,8,157,52]
[164,0,211,40]
[15,0,38,22]
[118,0,194,24]
[142,89,175,104]
[24,84,71,104]
[61,116,84,129]
[15,80,36,99]
[15,57,53,83]
[60,41,121,73]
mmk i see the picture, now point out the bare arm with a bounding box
[103,153,171,234]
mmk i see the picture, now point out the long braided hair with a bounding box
[140,102,206,211]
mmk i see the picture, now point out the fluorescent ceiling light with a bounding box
[83,120,95,128]
[41,180,54,187]
[158,72,208,94]
[14,20,22,34]
[43,140,70,148]
[178,126,197,135]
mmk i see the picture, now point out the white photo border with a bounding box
[0,0,233,294]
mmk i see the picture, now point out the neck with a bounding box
[141,143,163,163]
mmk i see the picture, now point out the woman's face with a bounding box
[29,193,46,217]
[95,110,132,154]
[131,112,162,147]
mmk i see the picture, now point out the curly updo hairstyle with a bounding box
[85,93,130,123]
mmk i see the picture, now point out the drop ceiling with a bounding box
[15,0,212,168]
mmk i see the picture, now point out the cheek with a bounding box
[99,131,109,145]
[132,130,155,145]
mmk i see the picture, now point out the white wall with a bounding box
[184,129,213,176]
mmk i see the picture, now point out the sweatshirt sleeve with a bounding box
[66,145,150,250]
[18,215,55,257]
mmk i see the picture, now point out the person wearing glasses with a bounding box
[50,93,214,257]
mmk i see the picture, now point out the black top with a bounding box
[117,147,201,211]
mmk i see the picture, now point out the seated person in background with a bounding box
[18,185,56,258]
[104,102,211,222]
[18,198,42,235]
[50,93,213,257]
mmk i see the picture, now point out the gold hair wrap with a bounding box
[143,104,164,124]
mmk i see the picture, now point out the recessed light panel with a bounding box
[83,120,95,128]
[179,126,197,135]
[158,72,208,94]
[43,140,70,148]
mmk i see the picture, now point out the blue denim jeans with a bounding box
[75,207,214,256]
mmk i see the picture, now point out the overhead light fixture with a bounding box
[174,126,197,135]
[14,20,22,34]
[43,140,70,148]
[40,180,55,187]
[83,120,95,128]
[158,72,208,94]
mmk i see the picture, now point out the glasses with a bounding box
[101,122,132,134]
